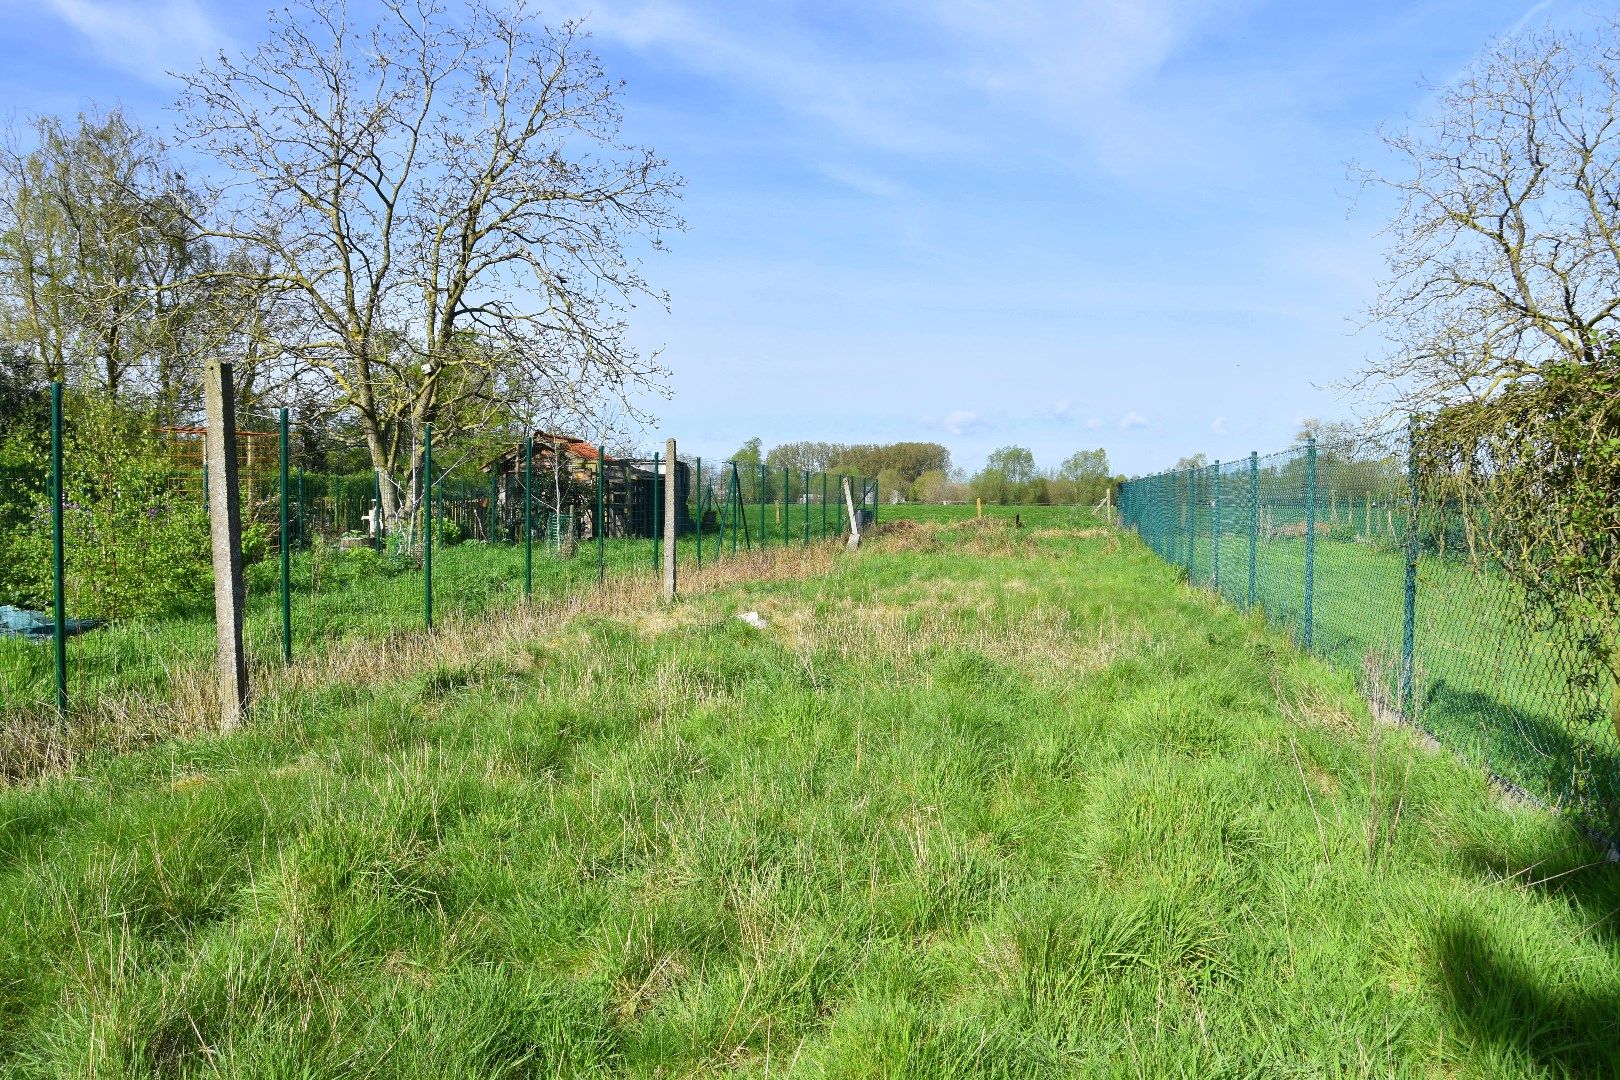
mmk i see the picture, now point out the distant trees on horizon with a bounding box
[724,437,1119,507]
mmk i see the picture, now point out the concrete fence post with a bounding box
[203,361,249,731]
[664,439,678,599]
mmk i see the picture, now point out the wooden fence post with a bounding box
[203,361,249,731]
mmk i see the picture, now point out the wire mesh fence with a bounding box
[1120,427,1620,842]
[0,384,878,742]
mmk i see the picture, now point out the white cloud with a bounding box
[1118,411,1148,430]
[1211,416,1227,435]
[943,409,983,435]
[1085,416,1102,430]
[818,163,908,200]
[1038,397,1078,421]
[572,1,961,154]
[572,0,1273,178]
[45,0,226,82]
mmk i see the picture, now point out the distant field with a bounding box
[881,502,1102,527]
[1,515,1614,1075]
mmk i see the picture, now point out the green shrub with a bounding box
[0,395,212,620]
[1325,522,1357,543]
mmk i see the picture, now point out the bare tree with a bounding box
[1360,16,1620,740]
[1,110,204,419]
[0,109,292,423]
[1356,18,1620,410]
[177,0,682,525]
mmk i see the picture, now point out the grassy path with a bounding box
[1,516,1616,1075]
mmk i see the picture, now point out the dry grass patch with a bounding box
[2,543,844,786]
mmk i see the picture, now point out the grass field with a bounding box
[1,510,1616,1075]
[0,510,843,778]
[1128,510,1620,840]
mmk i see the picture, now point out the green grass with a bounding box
[1134,517,1620,840]
[1,514,1615,1075]
[881,502,1099,527]
[0,512,839,725]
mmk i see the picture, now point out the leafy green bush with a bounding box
[1325,522,1358,543]
[0,394,212,620]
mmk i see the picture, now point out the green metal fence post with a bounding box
[1402,420,1419,716]
[1304,435,1316,651]
[597,446,606,584]
[782,467,790,546]
[1248,451,1258,609]
[1183,470,1193,577]
[821,472,828,538]
[1213,461,1221,595]
[279,408,292,663]
[652,451,662,575]
[424,423,434,630]
[802,469,810,545]
[523,437,533,597]
[734,464,745,552]
[696,457,703,569]
[50,381,66,720]
[759,462,767,550]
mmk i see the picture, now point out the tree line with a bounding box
[717,438,1119,507]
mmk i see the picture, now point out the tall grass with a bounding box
[1130,518,1620,840]
[0,514,1615,1075]
[0,528,829,780]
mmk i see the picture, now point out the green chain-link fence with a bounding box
[1120,427,1620,841]
[0,383,878,749]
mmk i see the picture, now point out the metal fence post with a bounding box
[523,437,533,597]
[279,408,292,662]
[1248,451,1258,609]
[373,470,383,552]
[733,464,744,552]
[1183,470,1193,577]
[49,381,67,720]
[759,462,767,549]
[1304,435,1316,651]
[821,472,828,538]
[803,469,810,545]
[424,423,434,630]
[782,467,790,546]
[596,446,606,584]
[1402,420,1419,715]
[696,457,703,569]
[1213,461,1221,594]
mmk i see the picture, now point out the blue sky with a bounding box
[0,0,1575,474]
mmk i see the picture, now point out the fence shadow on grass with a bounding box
[1422,679,1620,842]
